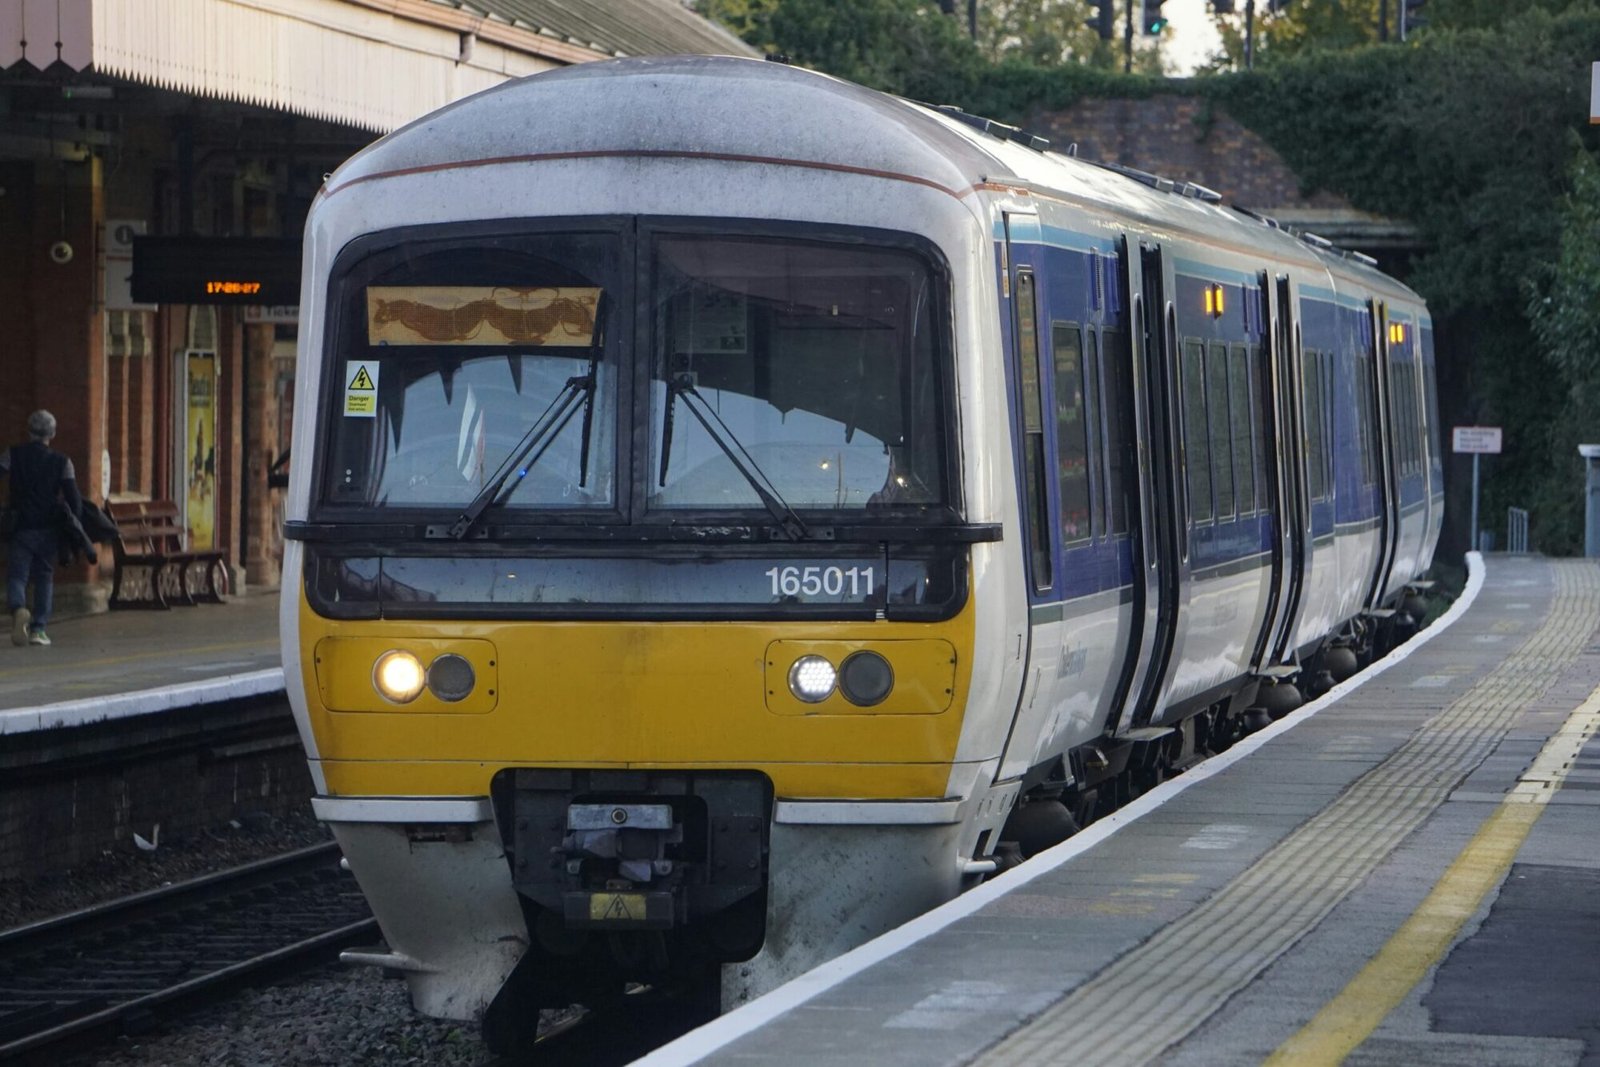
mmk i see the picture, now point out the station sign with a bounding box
[1452,426,1503,454]
[130,237,300,306]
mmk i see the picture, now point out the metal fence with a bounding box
[1507,507,1530,554]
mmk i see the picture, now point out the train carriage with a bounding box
[280,55,1442,1044]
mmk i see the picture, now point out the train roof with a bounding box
[324,54,1422,308]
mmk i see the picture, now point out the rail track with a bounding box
[0,841,375,1062]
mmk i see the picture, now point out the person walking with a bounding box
[2,410,84,647]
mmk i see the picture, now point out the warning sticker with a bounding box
[588,892,647,922]
[344,360,379,417]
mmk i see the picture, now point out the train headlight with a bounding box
[426,653,476,703]
[788,655,837,703]
[373,650,426,703]
[838,651,894,706]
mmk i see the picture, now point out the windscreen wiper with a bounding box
[446,371,594,540]
[660,371,811,541]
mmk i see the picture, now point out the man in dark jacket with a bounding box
[3,411,83,647]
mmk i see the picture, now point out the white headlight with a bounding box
[788,655,837,703]
[373,650,426,703]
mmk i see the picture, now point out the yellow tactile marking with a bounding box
[1265,684,1600,1066]
[973,560,1600,1067]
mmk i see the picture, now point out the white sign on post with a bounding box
[1452,426,1502,454]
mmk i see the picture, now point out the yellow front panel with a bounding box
[298,598,975,800]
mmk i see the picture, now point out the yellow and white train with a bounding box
[281,56,1442,1044]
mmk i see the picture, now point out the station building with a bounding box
[0,0,753,611]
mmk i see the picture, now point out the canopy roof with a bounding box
[0,0,756,132]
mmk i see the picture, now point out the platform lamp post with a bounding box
[1580,445,1600,558]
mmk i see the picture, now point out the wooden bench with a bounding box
[107,501,229,610]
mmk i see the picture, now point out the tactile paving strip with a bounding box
[974,561,1600,1066]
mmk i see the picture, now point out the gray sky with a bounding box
[1165,0,1225,74]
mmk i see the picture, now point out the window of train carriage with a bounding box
[1207,341,1235,519]
[1357,349,1378,488]
[1249,343,1268,509]
[1085,329,1105,539]
[1304,349,1328,501]
[1228,343,1254,514]
[1182,340,1214,523]
[320,233,623,511]
[1052,323,1092,544]
[1101,328,1134,536]
[646,233,948,520]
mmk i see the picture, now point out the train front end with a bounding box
[279,58,1024,1033]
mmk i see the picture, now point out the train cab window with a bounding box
[320,232,623,511]
[1182,340,1213,523]
[647,234,947,514]
[1228,343,1254,514]
[1207,340,1234,519]
[1052,323,1091,544]
[1101,327,1134,536]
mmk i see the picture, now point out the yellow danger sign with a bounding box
[344,360,380,418]
[589,892,647,922]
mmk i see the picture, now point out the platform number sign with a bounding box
[344,361,380,417]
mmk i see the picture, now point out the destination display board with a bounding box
[130,237,300,306]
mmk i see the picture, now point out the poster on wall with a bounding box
[186,350,217,550]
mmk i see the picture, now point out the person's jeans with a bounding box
[6,526,57,630]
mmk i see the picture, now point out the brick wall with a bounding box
[0,698,313,881]
[1027,95,1351,215]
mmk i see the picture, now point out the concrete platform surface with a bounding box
[640,553,1600,1067]
[0,590,282,730]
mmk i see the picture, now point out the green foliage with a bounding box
[1205,8,1600,549]
[697,0,986,100]
[1524,141,1600,552]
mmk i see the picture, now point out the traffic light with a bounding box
[1400,0,1426,38]
[1141,0,1168,35]
[1085,0,1114,40]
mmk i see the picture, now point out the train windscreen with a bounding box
[648,235,945,513]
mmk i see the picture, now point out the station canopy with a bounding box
[0,0,756,132]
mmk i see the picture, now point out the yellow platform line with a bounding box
[1265,687,1600,1067]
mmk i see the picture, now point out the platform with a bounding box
[0,590,283,733]
[643,553,1600,1067]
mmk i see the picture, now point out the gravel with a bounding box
[64,965,494,1067]
[0,807,332,930]
[4,805,496,1066]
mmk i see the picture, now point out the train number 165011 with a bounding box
[765,565,875,599]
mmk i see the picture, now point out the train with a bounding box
[279,55,1443,1048]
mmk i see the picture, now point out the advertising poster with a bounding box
[186,350,217,550]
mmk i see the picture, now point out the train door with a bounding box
[994,208,1063,781]
[1261,274,1310,664]
[1364,300,1400,610]
[1118,242,1184,729]
[1099,237,1155,735]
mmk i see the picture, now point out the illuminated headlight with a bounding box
[373,650,426,703]
[788,655,837,703]
[427,653,476,702]
[839,651,894,706]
